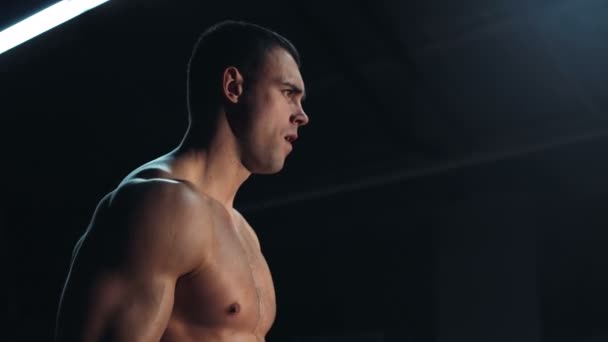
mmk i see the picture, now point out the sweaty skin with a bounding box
[55,47,308,342]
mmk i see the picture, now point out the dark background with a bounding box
[2,0,608,341]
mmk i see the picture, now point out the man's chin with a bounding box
[242,152,288,175]
[254,166,284,175]
[250,161,285,175]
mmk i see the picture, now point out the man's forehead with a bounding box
[265,49,304,82]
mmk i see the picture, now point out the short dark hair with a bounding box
[186,20,300,132]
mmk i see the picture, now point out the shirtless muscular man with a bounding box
[55,21,309,342]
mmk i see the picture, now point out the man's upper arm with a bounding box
[83,179,211,342]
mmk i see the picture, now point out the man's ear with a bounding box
[222,66,244,104]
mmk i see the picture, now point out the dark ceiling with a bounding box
[2,0,608,341]
[4,0,608,206]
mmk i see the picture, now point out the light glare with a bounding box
[0,0,110,55]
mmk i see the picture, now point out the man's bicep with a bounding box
[86,271,177,342]
[85,180,209,341]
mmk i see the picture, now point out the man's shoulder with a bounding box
[112,177,199,207]
[104,178,217,230]
[82,178,214,277]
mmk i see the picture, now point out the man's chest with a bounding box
[172,218,276,334]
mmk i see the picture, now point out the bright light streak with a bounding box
[0,0,110,55]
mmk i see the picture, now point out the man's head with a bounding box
[186,21,309,174]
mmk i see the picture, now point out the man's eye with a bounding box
[283,89,294,96]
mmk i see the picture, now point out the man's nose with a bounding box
[292,108,309,127]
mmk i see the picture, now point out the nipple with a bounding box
[227,302,241,315]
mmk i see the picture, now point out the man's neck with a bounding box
[166,137,250,210]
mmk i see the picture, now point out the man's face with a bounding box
[235,47,309,174]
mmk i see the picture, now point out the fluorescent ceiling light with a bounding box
[0,0,110,55]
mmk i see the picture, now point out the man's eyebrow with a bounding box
[281,81,306,102]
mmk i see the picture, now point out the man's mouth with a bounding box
[285,134,298,143]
